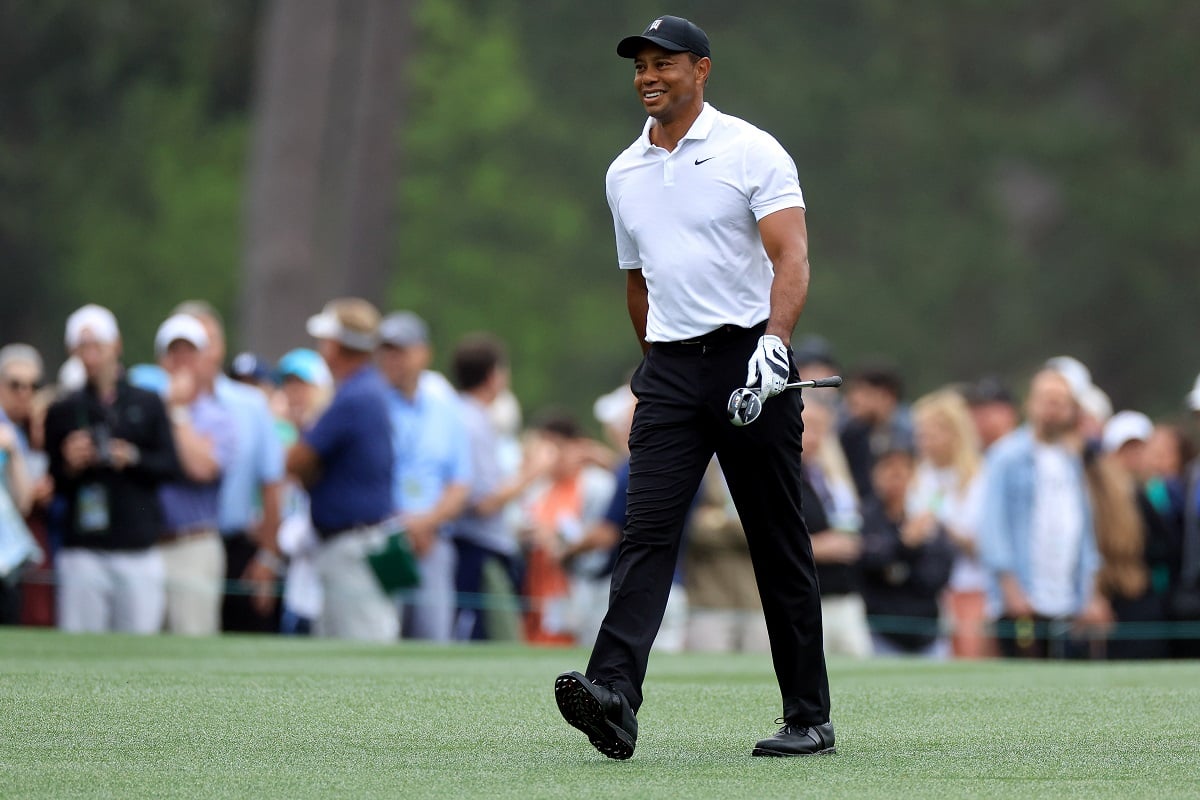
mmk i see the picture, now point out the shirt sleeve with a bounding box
[303,395,350,463]
[606,172,642,270]
[43,401,71,486]
[743,132,806,220]
[447,405,473,486]
[253,395,286,483]
[130,395,183,482]
[209,406,238,473]
[977,452,1015,575]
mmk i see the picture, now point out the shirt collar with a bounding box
[638,102,718,153]
[389,384,426,412]
[339,363,375,389]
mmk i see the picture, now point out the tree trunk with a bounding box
[240,0,411,358]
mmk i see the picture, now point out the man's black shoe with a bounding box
[751,720,836,756]
[554,671,638,760]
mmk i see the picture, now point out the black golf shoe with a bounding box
[751,720,836,757]
[554,671,638,760]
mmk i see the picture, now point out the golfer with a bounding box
[554,15,834,759]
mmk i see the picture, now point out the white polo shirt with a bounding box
[605,102,805,343]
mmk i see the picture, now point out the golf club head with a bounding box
[727,387,763,427]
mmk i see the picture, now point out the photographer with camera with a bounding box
[44,305,182,633]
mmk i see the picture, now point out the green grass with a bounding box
[2,630,1198,799]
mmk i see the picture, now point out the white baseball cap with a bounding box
[1102,410,1153,453]
[594,384,635,429]
[1187,373,1200,412]
[1044,355,1092,404]
[57,356,86,391]
[1080,383,1113,424]
[155,314,210,357]
[64,304,120,351]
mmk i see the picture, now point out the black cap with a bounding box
[617,15,710,59]
[228,351,273,384]
[964,375,1015,407]
[793,334,838,369]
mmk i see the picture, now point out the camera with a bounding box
[91,424,113,465]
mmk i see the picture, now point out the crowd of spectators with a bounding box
[1,305,1198,660]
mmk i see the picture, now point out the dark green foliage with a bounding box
[2,1,1197,418]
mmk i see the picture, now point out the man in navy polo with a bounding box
[286,298,397,641]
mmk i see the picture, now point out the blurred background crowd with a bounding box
[2,302,1198,660]
[2,2,1199,660]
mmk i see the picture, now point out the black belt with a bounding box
[160,526,217,543]
[316,519,391,540]
[654,321,765,351]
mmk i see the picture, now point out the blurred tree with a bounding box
[0,0,258,364]
[1,0,1197,420]
[241,0,413,357]
[391,0,639,417]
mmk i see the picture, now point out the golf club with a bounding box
[727,376,843,427]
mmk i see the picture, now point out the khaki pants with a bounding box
[314,528,399,642]
[685,607,771,654]
[159,531,224,636]
[821,593,873,658]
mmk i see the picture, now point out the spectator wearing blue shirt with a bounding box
[449,334,552,641]
[377,312,471,642]
[977,365,1107,658]
[156,314,236,636]
[287,299,397,641]
[174,302,286,633]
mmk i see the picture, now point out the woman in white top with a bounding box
[909,389,991,658]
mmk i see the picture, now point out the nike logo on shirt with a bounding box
[694,156,716,165]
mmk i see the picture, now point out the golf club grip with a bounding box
[789,376,843,389]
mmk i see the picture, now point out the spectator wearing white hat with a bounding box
[1044,355,1110,443]
[1089,410,1172,659]
[43,305,181,634]
[977,364,1106,658]
[288,298,397,641]
[173,301,286,635]
[1102,411,1154,476]
[1187,373,1200,419]
[155,313,236,636]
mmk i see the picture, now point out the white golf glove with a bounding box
[746,334,790,401]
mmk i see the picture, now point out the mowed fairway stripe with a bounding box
[2,630,1198,799]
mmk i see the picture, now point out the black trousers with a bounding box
[221,532,281,634]
[586,322,831,725]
